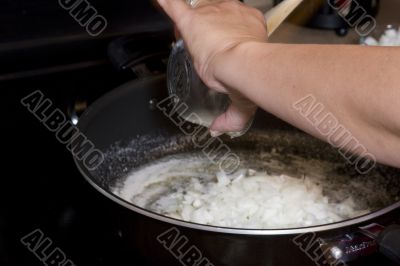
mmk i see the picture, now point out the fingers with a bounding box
[209,95,257,137]
[157,0,191,26]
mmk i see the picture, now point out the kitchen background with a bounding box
[245,0,400,44]
[2,0,399,266]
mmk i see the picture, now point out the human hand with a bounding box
[157,0,268,136]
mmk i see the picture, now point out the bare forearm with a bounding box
[216,43,400,167]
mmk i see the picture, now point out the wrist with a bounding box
[213,41,273,94]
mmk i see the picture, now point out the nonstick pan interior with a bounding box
[74,75,400,233]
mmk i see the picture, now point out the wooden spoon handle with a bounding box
[188,0,303,37]
[265,0,303,36]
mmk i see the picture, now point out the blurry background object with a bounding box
[272,0,380,36]
[361,24,400,46]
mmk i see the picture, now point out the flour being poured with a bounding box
[113,153,370,229]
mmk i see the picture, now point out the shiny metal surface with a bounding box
[74,75,400,236]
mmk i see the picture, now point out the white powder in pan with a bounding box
[113,154,370,229]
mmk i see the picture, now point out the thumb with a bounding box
[157,0,191,26]
[209,95,257,137]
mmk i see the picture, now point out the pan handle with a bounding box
[107,33,172,75]
[377,224,400,264]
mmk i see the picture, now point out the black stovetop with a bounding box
[3,63,142,266]
[1,0,174,261]
[1,27,172,265]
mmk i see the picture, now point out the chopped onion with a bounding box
[114,156,370,229]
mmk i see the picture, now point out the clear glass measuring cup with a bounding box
[166,0,303,137]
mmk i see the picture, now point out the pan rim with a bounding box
[73,74,400,235]
[74,156,400,235]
